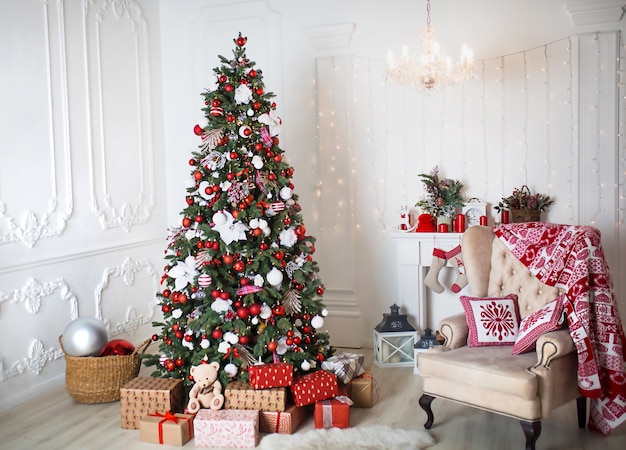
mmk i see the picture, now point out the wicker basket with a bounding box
[510,209,541,223]
[60,335,151,404]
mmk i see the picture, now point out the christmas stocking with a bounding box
[447,245,468,293]
[424,248,447,294]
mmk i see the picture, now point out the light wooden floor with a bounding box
[1,347,625,450]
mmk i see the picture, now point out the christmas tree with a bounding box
[143,33,334,390]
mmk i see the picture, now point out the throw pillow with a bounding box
[460,294,520,347]
[512,294,566,354]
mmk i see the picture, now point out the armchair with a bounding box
[417,225,584,450]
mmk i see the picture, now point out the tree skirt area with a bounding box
[258,424,435,450]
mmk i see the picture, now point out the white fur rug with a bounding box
[258,424,435,450]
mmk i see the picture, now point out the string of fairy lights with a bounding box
[312,34,621,237]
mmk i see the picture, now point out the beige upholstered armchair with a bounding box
[418,225,584,450]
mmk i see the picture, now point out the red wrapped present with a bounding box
[290,370,338,407]
[120,377,184,429]
[314,396,353,429]
[321,352,365,383]
[139,411,194,445]
[259,403,308,434]
[194,409,258,448]
[248,362,293,389]
[224,381,287,412]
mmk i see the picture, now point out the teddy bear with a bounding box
[186,362,224,413]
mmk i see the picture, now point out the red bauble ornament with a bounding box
[285,338,293,346]
[230,151,238,160]
[165,359,176,371]
[226,114,235,123]
[233,300,242,309]
[161,304,171,313]
[273,154,282,163]
[188,158,196,166]
[236,35,247,46]
[184,334,193,342]
[248,303,261,316]
[293,336,301,345]
[211,98,221,107]
[99,339,135,356]
[186,196,194,206]
[224,84,234,92]
[252,228,263,237]
[223,254,233,265]
[212,241,220,250]
[178,293,188,304]
[175,330,184,339]
[272,137,280,146]
[193,124,204,136]
[240,278,250,286]
[274,250,284,260]
[267,341,277,352]
[303,326,312,334]
[295,225,306,236]
[259,242,268,250]
[286,329,294,337]
[256,87,263,95]
[211,289,220,298]
[211,329,223,339]
[283,217,291,226]
[237,307,249,319]
[193,171,203,181]
[175,358,184,367]
[268,173,276,181]
[253,102,261,110]
[233,260,245,272]
[182,217,192,227]
[254,142,263,152]
[316,287,325,295]
[316,353,325,362]
[171,323,180,332]
[238,335,249,345]
[226,172,235,180]
[219,75,227,83]
[195,214,204,223]
[162,289,171,298]
[249,69,257,78]
[219,291,230,300]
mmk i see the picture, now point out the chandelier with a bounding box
[385,0,474,91]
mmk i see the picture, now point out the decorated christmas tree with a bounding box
[143,33,334,390]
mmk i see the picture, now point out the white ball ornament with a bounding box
[266,267,284,286]
[225,363,238,377]
[259,303,272,319]
[279,186,293,200]
[212,211,227,226]
[321,308,329,317]
[200,339,211,349]
[300,360,311,371]
[311,315,325,330]
[61,317,108,356]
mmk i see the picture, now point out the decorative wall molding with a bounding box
[0,0,73,248]
[307,23,356,51]
[0,277,78,381]
[84,0,155,231]
[94,256,159,336]
[565,0,625,26]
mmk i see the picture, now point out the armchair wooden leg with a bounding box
[520,420,541,450]
[419,394,435,429]
[577,396,587,428]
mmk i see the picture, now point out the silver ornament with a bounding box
[61,317,108,357]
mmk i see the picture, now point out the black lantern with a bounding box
[373,304,418,368]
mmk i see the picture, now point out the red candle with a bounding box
[480,216,488,226]
[455,214,465,232]
[501,210,509,224]
[438,223,449,233]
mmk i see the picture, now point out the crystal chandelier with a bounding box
[385,0,474,91]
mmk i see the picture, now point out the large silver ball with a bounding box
[61,317,108,357]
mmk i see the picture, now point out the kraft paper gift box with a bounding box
[258,403,308,434]
[321,352,366,383]
[224,381,287,412]
[120,377,184,429]
[194,409,259,448]
[343,372,379,408]
[139,411,194,445]
[314,396,352,429]
[290,370,338,407]
[248,362,293,389]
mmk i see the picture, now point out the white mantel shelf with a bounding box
[390,231,465,331]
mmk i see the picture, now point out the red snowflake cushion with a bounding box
[460,294,520,347]
[512,294,566,355]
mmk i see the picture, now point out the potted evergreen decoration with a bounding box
[494,185,554,223]
[415,166,464,230]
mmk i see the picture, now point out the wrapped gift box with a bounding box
[139,411,194,446]
[343,372,378,408]
[224,381,286,412]
[321,352,365,383]
[290,370,338,407]
[248,362,293,389]
[120,377,184,429]
[194,409,258,448]
[314,397,351,429]
[259,403,308,434]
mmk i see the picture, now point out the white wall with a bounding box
[0,0,166,411]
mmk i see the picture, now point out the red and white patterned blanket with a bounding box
[494,222,626,435]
